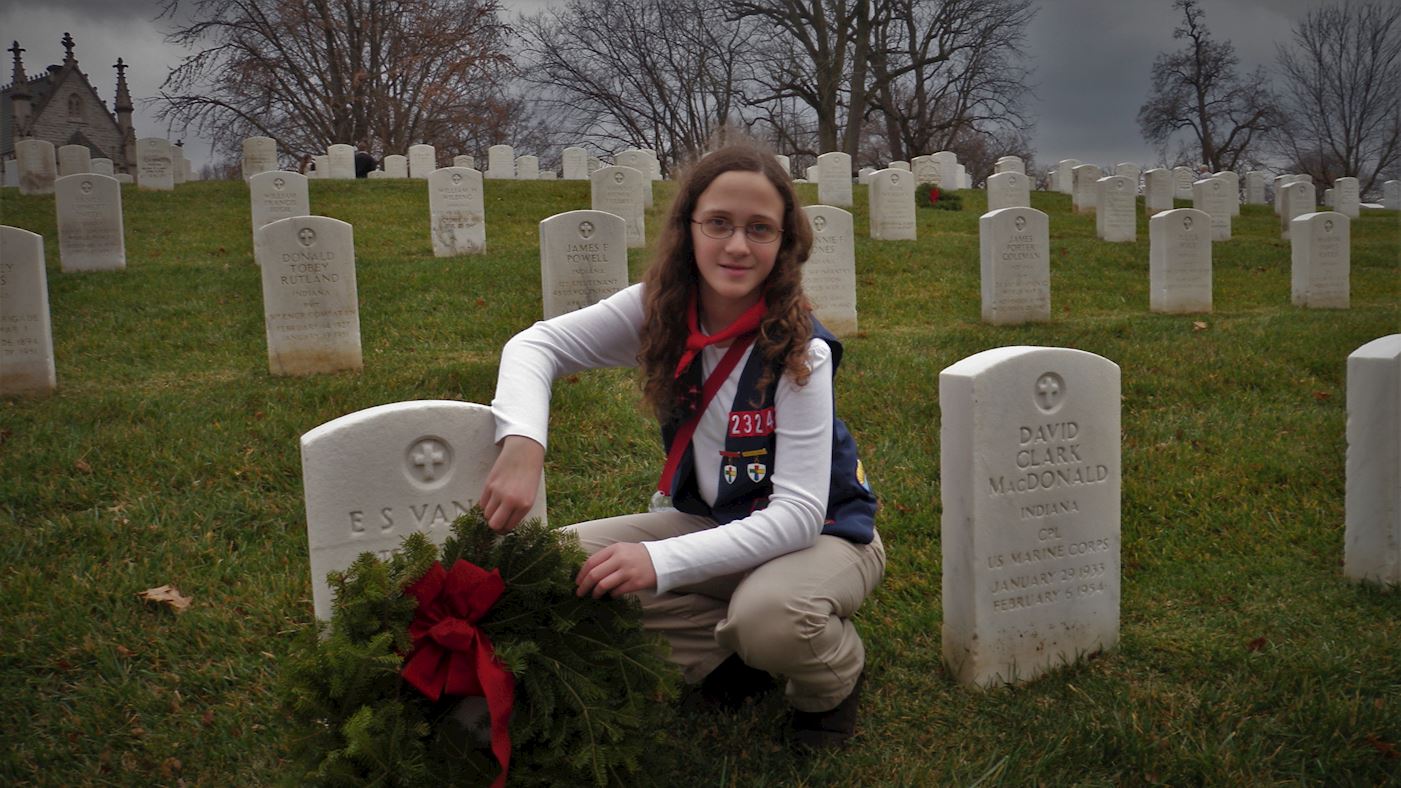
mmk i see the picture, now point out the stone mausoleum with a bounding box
[1,33,137,174]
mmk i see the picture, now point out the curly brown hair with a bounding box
[639,144,814,424]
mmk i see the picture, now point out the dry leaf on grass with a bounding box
[139,585,193,613]
[1192,321,1208,331]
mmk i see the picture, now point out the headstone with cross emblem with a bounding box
[55,173,125,272]
[980,207,1050,325]
[538,210,628,319]
[987,172,1030,212]
[590,165,646,248]
[940,345,1121,687]
[249,171,311,265]
[1149,208,1212,313]
[408,145,436,179]
[801,205,858,335]
[300,400,548,620]
[0,226,57,395]
[486,145,515,180]
[256,215,363,375]
[1095,175,1137,242]
[428,167,486,257]
[1344,334,1401,587]
[1071,164,1102,214]
[242,136,277,181]
[57,144,92,176]
[136,138,174,191]
[1143,169,1173,215]
[16,139,57,196]
[817,152,853,208]
[1191,177,1232,241]
[1290,211,1350,309]
[869,168,916,240]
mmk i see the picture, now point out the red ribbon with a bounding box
[401,560,515,788]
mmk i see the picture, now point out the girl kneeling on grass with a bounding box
[480,144,884,748]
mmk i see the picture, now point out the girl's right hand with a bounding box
[480,435,545,533]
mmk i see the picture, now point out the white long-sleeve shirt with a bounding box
[492,284,835,593]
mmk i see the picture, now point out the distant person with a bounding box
[354,143,377,179]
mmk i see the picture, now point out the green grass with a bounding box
[1,177,1398,785]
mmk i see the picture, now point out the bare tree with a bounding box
[1273,2,1401,196]
[1137,0,1277,171]
[154,0,515,164]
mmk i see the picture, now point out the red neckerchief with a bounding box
[657,294,767,494]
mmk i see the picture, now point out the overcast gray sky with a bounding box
[0,0,1333,173]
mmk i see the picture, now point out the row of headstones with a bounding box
[795,151,974,201]
[293,334,1401,686]
[7,138,195,195]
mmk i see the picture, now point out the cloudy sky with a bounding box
[1,0,1330,172]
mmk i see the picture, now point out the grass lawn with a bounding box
[1,174,1398,785]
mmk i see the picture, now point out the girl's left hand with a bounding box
[576,543,657,598]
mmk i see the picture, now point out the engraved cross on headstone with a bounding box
[1036,373,1062,411]
[411,440,447,481]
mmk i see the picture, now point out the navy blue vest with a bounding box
[660,319,877,543]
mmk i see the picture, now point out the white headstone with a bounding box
[452,154,476,170]
[250,171,311,265]
[1149,209,1212,313]
[1053,159,1080,194]
[408,145,436,179]
[327,144,355,180]
[1094,176,1136,242]
[986,171,1030,212]
[940,345,1121,687]
[1171,167,1195,200]
[1382,180,1399,210]
[1143,169,1173,215]
[257,215,363,375]
[804,165,818,183]
[136,138,174,191]
[889,160,910,172]
[590,165,646,248]
[857,167,875,184]
[55,173,125,272]
[1344,334,1401,587]
[486,145,515,179]
[383,154,408,179]
[956,164,969,189]
[1273,175,1292,214]
[2,162,16,188]
[57,144,91,176]
[932,151,959,191]
[1244,171,1266,205]
[1333,177,1360,219]
[516,155,539,181]
[913,155,939,185]
[301,400,547,620]
[801,206,858,335]
[428,167,486,257]
[1114,163,1140,186]
[615,150,654,207]
[774,154,791,176]
[868,168,916,241]
[1213,171,1240,216]
[995,156,1025,175]
[0,226,56,395]
[1324,188,1336,208]
[1191,177,1232,241]
[539,170,557,180]
[980,207,1050,325]
[242,137,277,181]
[1290,211,1349,309]
[587,156,602,174]
[172,147,188,186]
[538,210,629,319]
[90,158,114,176]
[562,147,588,180]
[1071,164,1103,214]
[114,173,133,184]
[366,171,385,180]
[817,152,853,207]
[16,139,57,195]
[1280,181,1316,239]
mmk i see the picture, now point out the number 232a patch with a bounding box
[728,408,775,438]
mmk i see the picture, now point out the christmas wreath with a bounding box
[281,510,681,786]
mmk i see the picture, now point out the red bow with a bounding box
[401,560,515,788]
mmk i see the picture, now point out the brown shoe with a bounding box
[700,653,776,710]
[790,672,863,750]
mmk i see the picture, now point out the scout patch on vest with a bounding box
[747,461,767,483]
[720,450,742,485]
[728,407,775,438]
[856,458,870,491]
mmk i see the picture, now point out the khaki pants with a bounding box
[563,510,885,712]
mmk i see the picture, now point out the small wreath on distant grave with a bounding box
[916,182,963,211]
[281,510,680,786]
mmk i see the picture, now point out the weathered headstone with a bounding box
[1191,177,1232,241]
[1171,167,1195,200]
[327,144,355,180]
[486,145,515,179]
[801,206,858,335]
[817,152,853,207]
[869,168,916,240]
[136,138,174,191]
[0,226,56,395]
[57,144,91,176]
[1095,176,1136,242]
[538,210,628,319]
[428,167,486,257]
[383,154,408,179]
[1149,208,1212,313]
[301,400,548,619]
[1290,211,1349,309]
[257,215,363,375]
[1344,334,1401,587]
[987,171,1030,212]
[90,158,114,176]
[516,155,539,181]
[913,155,939,185]
[562,147,588,180]
[940,345,1121,687]
[249,171,311,264]
[1382,180,1399,210]
[1143,168,1173,215]
[590,165,646,248]
[54,173,124,273]
[1071,164,1103,214]
[242,136,277,181]
[408,145,436,179]
[16,139,57,195]
[452,154,476,170]
[1280,181,1316,239]
[1244,171,1266,205]
[1333,177,1360,219]
[980,207,1050,325]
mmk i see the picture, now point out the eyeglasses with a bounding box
[691,217,782,244]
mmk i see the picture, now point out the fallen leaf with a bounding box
[1246,636,1268,652]
[475,297,487,307]
[159,756,182,778]
[1364,734,1399,759]
[74,458,93,473]
[115,644,135,657]
[564,374,581,384]
[201,709,215,727]
[1313,391,1331,401]
[139,585,193,613]
[1192,321,1208,331]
